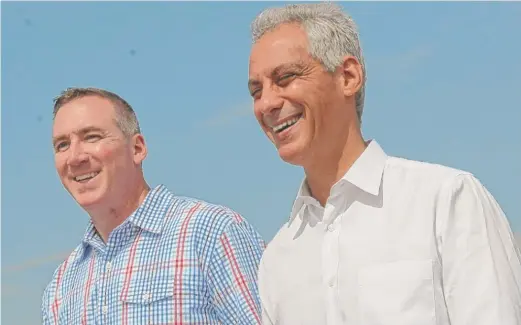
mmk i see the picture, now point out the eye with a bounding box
[85,134,101,142]
[250,88,262,99]
[55,141,69,152]
[277,73,296,86]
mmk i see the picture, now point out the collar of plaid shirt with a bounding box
[81,184,171,250]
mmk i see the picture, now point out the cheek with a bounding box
[253,104,261,121]
[286,82,318,114]
[286,83,306,101]
[253,105,268,130]
[55,164,67,181]
[309,83,340,123]
[54,154,67,173]
[95,144,135,173]
[91,142,121,161]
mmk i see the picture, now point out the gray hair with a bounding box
[251,2,366,122]
[53,87,141,137]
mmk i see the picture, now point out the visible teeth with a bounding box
[272,116,300,133]
[75,172,98,182]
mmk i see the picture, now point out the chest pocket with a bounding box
[357,259,437,325]
[120,266,176,325]
[118,260,176,325]
[120,263,213,325]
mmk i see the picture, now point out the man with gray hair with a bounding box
[247,3,521,325]
[42,87,265,324]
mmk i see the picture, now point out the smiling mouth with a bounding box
[74,171,100,183]
[271,114,303,133]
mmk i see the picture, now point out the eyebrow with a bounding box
[248,61,308,90]
[52,126,105,145]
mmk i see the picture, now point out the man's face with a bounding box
[52,96,146,209]
[248,23,359,166]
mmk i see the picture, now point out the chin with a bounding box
[72,189,106,210]
[75,196,102,210]
[277,144,306,167]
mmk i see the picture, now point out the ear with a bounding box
[338,55,364,98]
[131,133,148,165]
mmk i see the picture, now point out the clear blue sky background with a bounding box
[2,1,520,324]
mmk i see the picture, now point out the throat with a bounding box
[90,209,129,242]
[305,136,368,207]
[88,182,151,242]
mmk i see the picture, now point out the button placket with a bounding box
[322,203,342,324]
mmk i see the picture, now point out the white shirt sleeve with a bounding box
[440,173,521,324]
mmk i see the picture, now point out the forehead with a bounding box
[52,96,118,137]
[249,23,312,77]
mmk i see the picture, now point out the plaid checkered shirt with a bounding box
[41,184,266,324]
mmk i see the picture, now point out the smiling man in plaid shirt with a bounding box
[42,87,266,325]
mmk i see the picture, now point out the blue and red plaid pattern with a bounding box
[42,184,266,324]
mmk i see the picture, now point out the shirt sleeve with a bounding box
[207,217,266,324]
[440,173,521,324]
[42,286,52,325]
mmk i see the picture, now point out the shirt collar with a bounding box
[82,184,173,245]
[289,140,387,223]
[127,184,173,234]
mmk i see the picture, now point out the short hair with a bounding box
[251,2,367,123]
[53,87,141,137]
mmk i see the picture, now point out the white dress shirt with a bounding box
[259,140,521,325]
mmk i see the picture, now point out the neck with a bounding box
[88,179,151,242]
[304,126,366,207]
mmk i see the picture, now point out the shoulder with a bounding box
[383,156,498,215]
[388,156,470,181]
[164,195,262,241]
[164,196,265,269]
[384,155,477,192]
[171,195,249,228]
[384,156,505,233]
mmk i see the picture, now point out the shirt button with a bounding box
[327,224,335,232]
[142,293,151,301]
[106,262,112,272]
[328,279,336,288]
[102,305,108,314]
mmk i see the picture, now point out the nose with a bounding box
[67,142,89,167]
[256,86,284,116]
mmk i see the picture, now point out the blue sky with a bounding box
[2,1,520,324]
